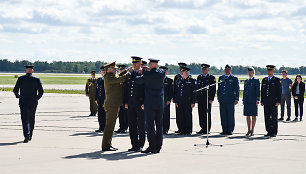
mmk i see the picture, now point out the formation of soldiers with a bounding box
[12,60,305,153]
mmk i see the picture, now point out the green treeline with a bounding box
[0,59,305,75]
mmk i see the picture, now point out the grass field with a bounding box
[0,73,298,85]
[0,87,84,94]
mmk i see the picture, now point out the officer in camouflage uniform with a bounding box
[85,71,97,116]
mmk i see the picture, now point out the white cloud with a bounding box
[0,0,305,67]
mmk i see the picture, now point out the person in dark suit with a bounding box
[261,65,281,137]
[173,62,187,134]
[13,65,44,143]
[196,63,216,134]
[95,66,106,132]
[175,66,196,135]
[292,74,305,122]
[243,67,260,136]
[124,57,146,152]
[135,58,165,153]
[217,64,240,135]
[115,65,129,133]
[159,66,173,134]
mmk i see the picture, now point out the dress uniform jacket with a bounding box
[13,73,44,139]
[135,68,165,151]
[196,74,216,133]
[163,77,174,133]
[217,74,240,134]
[243,77,260,116]
[261,76,281,136]
[86,78,97,115]
[173,73,183,132]
[175,75,196,134]
[95,77,106,131]
[102,71,130,149]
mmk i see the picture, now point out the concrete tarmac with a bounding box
[0,91,305,174]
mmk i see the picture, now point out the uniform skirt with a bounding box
[243,103,258,116]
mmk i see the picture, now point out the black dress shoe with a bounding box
[175,130,181,133]
[278,117,284,121]
[141,148,156,154]
[220,132,227,135]
[95,129,103,132]
[270,134,276,137]
[178,132,185,135]
[163,131,168,135]
[300,117,303,121]
[286,118,291,121]
[115,129,122,133]
[102,147,118,151]
[293,117,298,122]
[227,132,233,135]
[128,147,140,152]
[23,138,29,143]
[264,134,271,137]
[184,133,191,135]
[196,130,205,134]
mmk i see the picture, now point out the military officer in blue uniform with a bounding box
[135,58,165,153]
[13,65,44,143]
[217,64,240,135]
[159,66,174,134]
[196,63,216,134]
[243,67,260,136]
[173,62,187,134]
[175,66,196,135]
[124,57,146,151]
[261,65,281,137]
[95,65,106,132]
[115,65,129,133]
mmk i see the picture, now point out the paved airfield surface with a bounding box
[0,91,305,174]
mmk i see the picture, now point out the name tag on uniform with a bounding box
[186,82,191,84]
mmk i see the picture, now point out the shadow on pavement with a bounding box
[64,150,153,160]
[0,141,23,146]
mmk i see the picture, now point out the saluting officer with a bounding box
[124,57,146,151]
[175,66,196,135]
[13,65,44,143]
[217,64,240,135]
[173,62,187,134]
[261,65,281,137]
[85,71,98,116]
[159,66,174,134]
[94,66,106,132]
[196,63,216,134]
[101,62,130,151]
[135,58,165,153]
[115,65,129,133]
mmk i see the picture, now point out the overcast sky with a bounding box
[0,0,306,67]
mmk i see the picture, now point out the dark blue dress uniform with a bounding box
[124,70,146,150]
[159,66,174,134]
[95,77,106,132]
[173,73,183,132]
[173,62,187,133]
[196,73,216,134]
[13,71,44,141]
[135,61,165,153]
[175,72,196,135]
[261,75,281,136]
[116,65,129,133]
[243,77,260,116]
[217,74,240,134]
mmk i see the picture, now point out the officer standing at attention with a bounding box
[261,65,281,137]
[85,71,98,116]
[13,65,44,143]
[243,67,260,136]
[94,66,106,133]
[175,66,196,135]
[217,64,240,135]
[159,66,174,134]
[115,65,129,133]
[135,58,165,153]
[124,57,146,152]
[173,62,187,134]
[196,63,216,135]
[101,62,130,151]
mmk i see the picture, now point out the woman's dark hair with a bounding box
[294,74,302,84]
